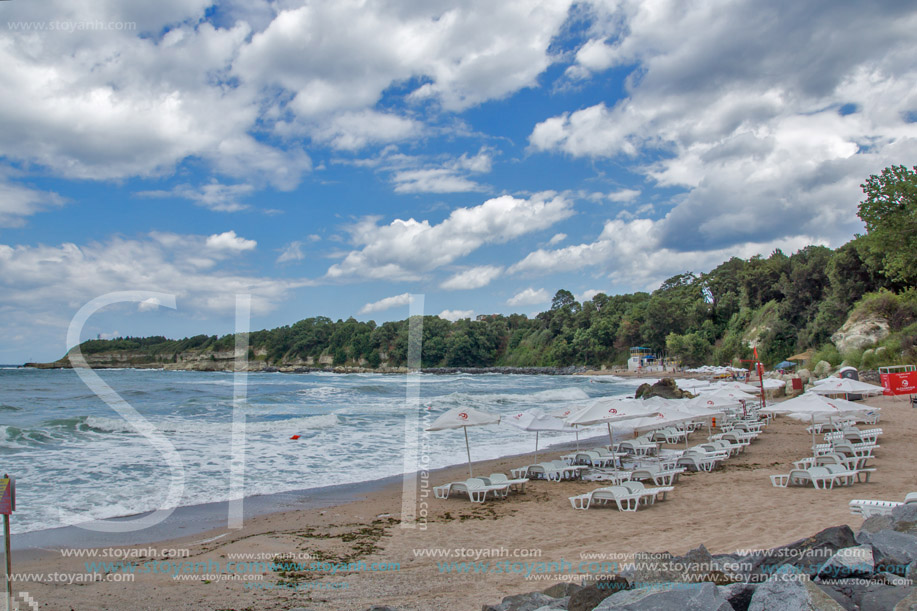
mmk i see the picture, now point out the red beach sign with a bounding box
[0,477,14,514]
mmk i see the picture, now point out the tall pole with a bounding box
[3,514,9,611]
[464,427,473,479]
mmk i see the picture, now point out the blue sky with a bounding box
[1,0,916,362]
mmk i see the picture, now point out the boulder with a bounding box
[542,583,583,599]
[817,545,875,579]
[635,378,695,400]
[796,368,812,384]
[748,567,845,610]
[567,578,630,611]
[813,360,833,378]
[483,592,563,611]
[594,582,732,611]
[893,590,917,610]
[859,530,917,575]
[531,599,569,611]
[861,584,916,610]
[746,525,857,578]
[831,314,890,354]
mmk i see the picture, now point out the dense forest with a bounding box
[72,165,917,370]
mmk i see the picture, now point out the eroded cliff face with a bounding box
[831,313,890,353]
[26,349,401,373]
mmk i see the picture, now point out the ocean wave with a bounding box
[296,386,352,399]
[0,404,22,411]
[83,413,340,435]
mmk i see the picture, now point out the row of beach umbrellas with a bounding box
[426,376,885,477]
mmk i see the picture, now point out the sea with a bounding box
[0,367,641,535]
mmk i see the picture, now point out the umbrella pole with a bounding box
[464,426,473,479]
[575,426,580,451]
[534,431,539,464]
[607,422,613,447]
[811,414,816,455]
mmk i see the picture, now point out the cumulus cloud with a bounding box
[276,241,306,263]
[438,309,474,321]
[548,233,567,245]
[326,192,573,281]
[440,265,503,290]
[205,231,257,253]
[358,293,412,314]
[531,0,917,252]
[507,287,550,306]
[0,233,309,319]
[510,217,824,292]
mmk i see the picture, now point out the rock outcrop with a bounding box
[832,314,890,353]
[635,378,695,400]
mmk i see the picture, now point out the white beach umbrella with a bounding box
[760,378,787,390]
[671,378,713,390]
[759,393,870,451]
[426,406,501,478]
[504,408,573,462]
[564,398,662,446]
[628,405,701,449]
[810,377,885,399]
[711,381,762,393]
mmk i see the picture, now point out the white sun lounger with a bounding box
[569,486,643,511]
[630,464,684,486]
[850,493,917,517]
[434,478,510,503]
[770,467,846,490]
[620,480,674,504]
[485,473,528,493]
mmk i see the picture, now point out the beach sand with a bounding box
[12,393,916,610]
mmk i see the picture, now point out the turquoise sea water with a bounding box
[0,367,640,534]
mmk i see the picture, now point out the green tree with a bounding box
[857,164,917,286]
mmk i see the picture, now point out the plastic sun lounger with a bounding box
[433,478,510,503]
[677,454,718,472]
[569,486,643,511]
[823,463,876,484]
[581,469,633,484]
[850,493,917,517]
[485,473,529,493]
[571,451,618,468]
[770,467,844,490]
[630,465,684,486]
[620,480,674,504]
[551,460,589,479]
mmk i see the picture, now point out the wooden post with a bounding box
[4,513,10,611]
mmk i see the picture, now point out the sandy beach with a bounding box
[11,392,916,610]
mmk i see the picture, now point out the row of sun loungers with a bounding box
[771,425,881,490]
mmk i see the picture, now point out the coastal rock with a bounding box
[858,530,917,574]
[892,590,917,610]
[482,592,563,611]
[745,525,857,578]
[796,368,812,384]
[831,314,890,354]
[817,545,875,579]
[593,582,732,611]
[861,584,916,610]
[747,566,845,610]
[634,378,694,400]
[813,360,833,378]
[717,583,756,611]
[567,578,629,611]
[542,583,582,598]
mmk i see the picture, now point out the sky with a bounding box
[1,0,916,363]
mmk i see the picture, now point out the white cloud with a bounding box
[205,231,257,253]
[578,289,601,302]
[507,287,550,306]
[0,233,309,324]
[532,0,917,251]
[137,297,162,312]
[0,175,66,227]
[548,233,567,245]
[304,110,422,151]
[392,169,484,194]
[136,182,254,212]
[358,293,412,314]
[438,309,474,321]
[440,265,503,290]
[327,192,573,281]
[277,241,306,263]
[606,189,641,203]
[510,217,824,292]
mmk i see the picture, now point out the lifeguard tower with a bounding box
[628,346,659,371]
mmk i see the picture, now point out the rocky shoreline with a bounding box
[477,504,917,611]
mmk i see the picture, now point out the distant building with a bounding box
[628,346,663,371]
